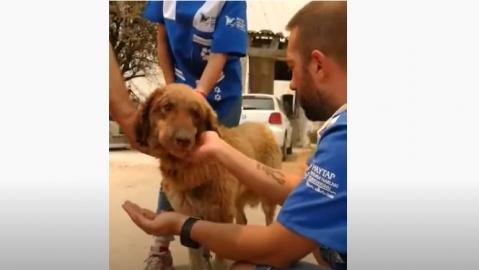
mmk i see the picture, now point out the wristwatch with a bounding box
[180,216,201,249]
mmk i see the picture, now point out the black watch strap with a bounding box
[180,217,201,249]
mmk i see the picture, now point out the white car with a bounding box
[240,94,294,160]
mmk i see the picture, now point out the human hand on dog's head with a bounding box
[122,201,187,236]
[123,110,151,155]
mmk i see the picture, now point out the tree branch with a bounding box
[124,73,146,81]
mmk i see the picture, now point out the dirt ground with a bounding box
[109,147,317,270]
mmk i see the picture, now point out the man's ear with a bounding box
[311,50,326,80]
[135,88,163,147]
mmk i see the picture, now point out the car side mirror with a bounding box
[281,94,295,118]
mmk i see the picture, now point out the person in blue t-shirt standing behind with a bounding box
[124,2,347,270]
[142,1,248,269]
[144,0,246,126]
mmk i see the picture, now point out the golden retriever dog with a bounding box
[135,83,282,270]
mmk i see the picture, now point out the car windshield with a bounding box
[243,96,274,110]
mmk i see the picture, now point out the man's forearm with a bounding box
[215,141,303,205]
[190,221,303,268]
[196,53,228,94]
[109,43,138,143]
[157,25,175,84]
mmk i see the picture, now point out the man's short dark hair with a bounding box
[287,1,347,68]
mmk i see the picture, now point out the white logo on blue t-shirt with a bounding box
[225,15,246,31]
[305,164,339,199]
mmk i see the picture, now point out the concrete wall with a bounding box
[248,57,276,94]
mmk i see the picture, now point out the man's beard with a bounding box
[298,74,335,121]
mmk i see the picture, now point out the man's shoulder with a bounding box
[336,110,347,124]
[317,110,347,144]
[330,110,347,129]
[308,111,346,169]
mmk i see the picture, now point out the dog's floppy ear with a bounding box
[205,105,219,132]
[135,88,163,147]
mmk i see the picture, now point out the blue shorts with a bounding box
[157,184,173,212]
[216,96,242,128]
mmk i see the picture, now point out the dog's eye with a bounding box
[189,108,200,120]
[162,103,174,113]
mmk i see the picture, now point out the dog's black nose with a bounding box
[174,129,194,149]
[175,137,191,148]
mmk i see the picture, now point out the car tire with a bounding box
[282,134,288,161]
[286,133,293,154]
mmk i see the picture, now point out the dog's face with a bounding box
[136,83,218,158]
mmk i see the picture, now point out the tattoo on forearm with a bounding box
[256,163,286,185]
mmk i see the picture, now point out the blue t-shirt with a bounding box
[278,110,347,255]
[143,0,247,119]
